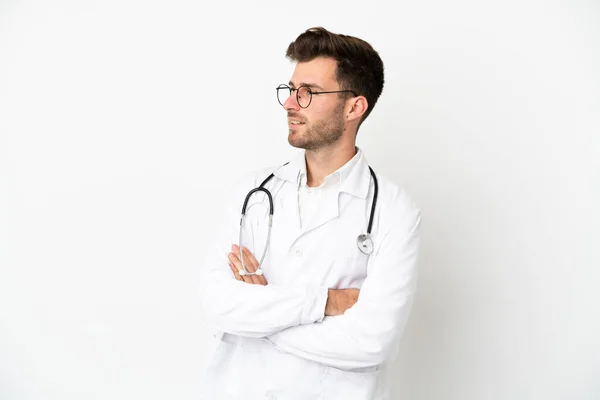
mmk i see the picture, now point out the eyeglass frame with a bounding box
[276,84,358,108]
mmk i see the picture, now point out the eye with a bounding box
[298,87,311,97]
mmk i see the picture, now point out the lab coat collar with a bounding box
[272,150,304,184]
[272,147,371,199]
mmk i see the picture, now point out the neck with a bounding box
[305,142,357,187]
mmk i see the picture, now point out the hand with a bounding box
[324,288,360,316]
[227,244,268,286]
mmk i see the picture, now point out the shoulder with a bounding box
[372,171,421,238]
[227,163,287,209]
[233,164,284,192]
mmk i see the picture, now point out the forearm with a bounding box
[200,177,330,338]
[269,215,421,369]
[200,251,328,338]
[268,293,414,369]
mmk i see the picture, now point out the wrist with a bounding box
[325,289,343,316]
[325,289,335,316]
[324,288,359,317]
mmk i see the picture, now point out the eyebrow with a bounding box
[289,81,325,90]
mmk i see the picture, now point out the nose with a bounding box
[283,91,300,111]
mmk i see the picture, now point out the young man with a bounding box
[199,27,421,399]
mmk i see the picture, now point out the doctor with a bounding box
[199,27,421,399]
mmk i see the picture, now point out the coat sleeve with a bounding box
[267,206,421,370]
[199,173,329,339]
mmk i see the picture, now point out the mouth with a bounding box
[288,120,305,128]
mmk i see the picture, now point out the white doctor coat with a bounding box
[199,148,421,399]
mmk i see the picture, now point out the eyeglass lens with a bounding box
[277,86,312,108]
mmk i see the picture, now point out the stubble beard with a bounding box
[288,103,345,151]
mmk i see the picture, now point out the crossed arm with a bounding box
[199,175,421,369]
[200,211,421,370]
[227,244,360,317]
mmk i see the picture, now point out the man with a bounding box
[199,27,421,399]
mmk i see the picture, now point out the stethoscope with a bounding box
[238,165,378,276]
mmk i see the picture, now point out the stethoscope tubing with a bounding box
[238,166,377,276]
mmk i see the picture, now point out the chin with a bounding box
[288,135,307,149]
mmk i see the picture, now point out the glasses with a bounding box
[276,84,357,108]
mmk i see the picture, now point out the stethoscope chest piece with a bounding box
[357,234,374,255]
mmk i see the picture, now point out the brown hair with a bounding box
[286,27,385,124]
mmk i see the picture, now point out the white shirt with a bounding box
[297,149,360,228]
[198,148,421,400]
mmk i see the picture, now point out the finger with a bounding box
[228,251,253,284]
[241,246,267,286]
[228,262,243,281]
[256,274,267,286]
[240,246,258,269]
[243,247,268,285]
[232,245,259,284]
[237,245,264,285]
[238,245,259,285]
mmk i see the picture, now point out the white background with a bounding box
[1,0,599,399]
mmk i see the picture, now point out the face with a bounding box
[282,57,348,150]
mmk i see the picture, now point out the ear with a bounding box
[345,96,369,123]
